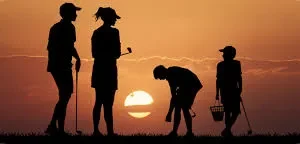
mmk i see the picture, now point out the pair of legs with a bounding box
[47,70,73,134]
[169,88,199,136]
[92,88,116,135]
[171,105,193,135]
[222,99,241,136]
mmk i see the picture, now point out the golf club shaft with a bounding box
[76,72,78,131]
[241,97,252,131]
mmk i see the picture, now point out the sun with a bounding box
[124,90,154,118]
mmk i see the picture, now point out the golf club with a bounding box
[75,71,82,135]
[241,97,252,135]
[121,47,132,56]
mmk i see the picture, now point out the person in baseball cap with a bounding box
[59,3,82,21]
[216,45,243,137]
[45,2,82,136]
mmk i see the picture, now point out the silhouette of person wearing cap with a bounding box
[216,46,243,137]
[91,7,121,136]
[45,2,81,136]
[153,65,203,137]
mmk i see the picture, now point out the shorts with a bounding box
[95,88,116,106]
[175,87,199,108]
[51,70,73,94]
[222,99,241,113]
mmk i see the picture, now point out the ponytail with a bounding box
[94,7,104,21]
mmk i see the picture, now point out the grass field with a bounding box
[0,133,300,144]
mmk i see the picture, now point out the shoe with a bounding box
[92,131,104,136]
[167,131,178,137]
[185,131,194,137]
[221,128,233,137]
[107,133,118,137]
[44,125,57,136]
[57,131,70,136]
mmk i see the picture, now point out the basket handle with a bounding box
[214,99,221,106]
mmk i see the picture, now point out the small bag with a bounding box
[210,100,224,122]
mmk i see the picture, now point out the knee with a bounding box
[232,112,240,117]
[59,91,71,101]
[174,108,181,115]
[182,109,191,116]
[104,104,113,112]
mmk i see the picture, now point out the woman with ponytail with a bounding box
[91,7,121,136]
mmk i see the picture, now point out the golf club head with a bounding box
[127,47,132,53]
[76,131,82,135]
[247,130,252,135]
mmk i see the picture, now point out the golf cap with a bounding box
[60,3,81,13]
[219,46,236,54]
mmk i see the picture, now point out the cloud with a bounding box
[0,55,300,134]
[1,55,300,75]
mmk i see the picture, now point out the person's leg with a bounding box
[47,72,60,129]
[56,70,73,133]
[172,105,181,134]
[221,111,231,136]
[57,91,72,133]
[103,90,116,135]
[227,100,241,135]
[93,88,103,134]
[182,107,193,135]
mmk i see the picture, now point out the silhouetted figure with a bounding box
[45,3,81,136]
[91,7,121,136]
[216,46,242,137]
[153,65,203,137]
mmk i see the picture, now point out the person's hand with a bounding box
[165,113,172,122]
[238,88,242,95]
[75,59,81,72]
[215,94,219,100]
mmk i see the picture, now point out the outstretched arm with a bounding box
[168,95,175,114]
[72,47,81,72]
[216,64,220,100]
[165,83,177,122]
[237,62,243,98]
[72,47,80,61]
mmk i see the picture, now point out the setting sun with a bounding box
[124,90,154,119]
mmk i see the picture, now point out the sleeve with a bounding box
[47,26,55,51]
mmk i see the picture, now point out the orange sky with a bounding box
[0,0,300,60]
[0,0,300,135]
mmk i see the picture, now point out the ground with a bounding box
[0,133,300,144]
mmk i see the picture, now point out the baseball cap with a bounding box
[60,3,81,13]
[219,46,236,54]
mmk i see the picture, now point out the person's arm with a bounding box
[168,94,175,114]
[237,61,243,99]
[91,31,97,59]
[71,27,80,72]
[216,64,220,100]
[165,91,175,122]
[72,47,80,61]
[165,81,176,122]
